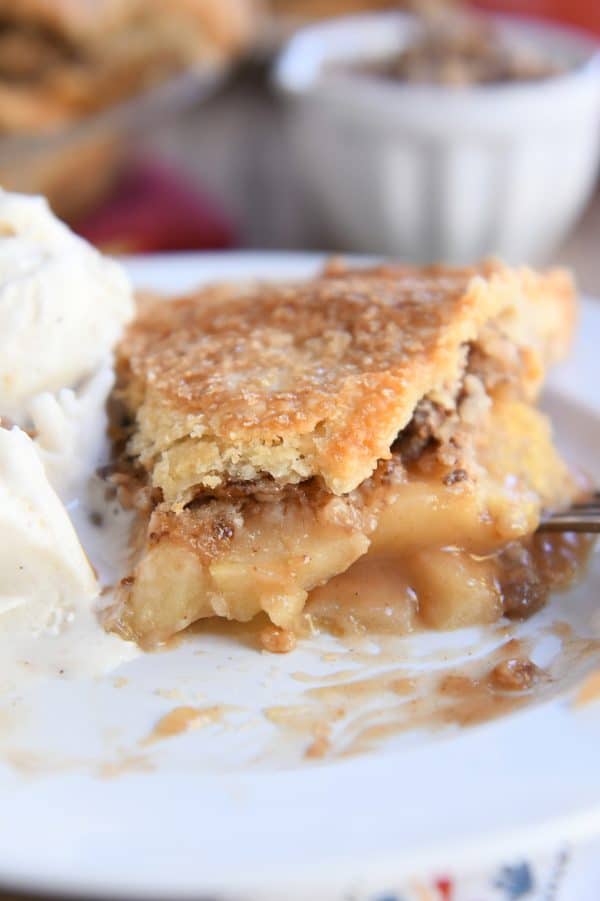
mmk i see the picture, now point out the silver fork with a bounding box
[539,492,600,532]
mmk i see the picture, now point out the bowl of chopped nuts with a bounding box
[275,10,600,264]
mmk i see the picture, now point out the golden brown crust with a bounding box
[322,258,575,366]
[268,0,396,17]
[0,0,258,132]
[115,260,575,502]
[0,0,257,46]
[0,1,127,39]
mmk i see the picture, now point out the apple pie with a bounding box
[106,260,588,649]
[269,1,400,17]
[0,0,258,133]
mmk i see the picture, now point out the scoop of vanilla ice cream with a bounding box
[0,426,98,633]
[0,190,133,421]
[30,364,115,502]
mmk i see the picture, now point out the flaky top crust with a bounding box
[0,0,259,133]
[116,261,575,499]
[0,0,257,49]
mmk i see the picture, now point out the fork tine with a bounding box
[537,488,600,532]
[556,505,600,515]
[570,494,600,509]
[538,522,600,533]
[538,508,600,532]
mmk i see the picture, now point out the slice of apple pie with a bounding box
[106,260,586,648]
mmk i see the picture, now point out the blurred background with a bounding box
[4,0,600,289]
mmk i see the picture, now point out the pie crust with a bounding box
[0,0,258,132]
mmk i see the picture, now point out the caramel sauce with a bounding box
[264,704,346,732]
[339,685,532,759]
[488,658,542,692]
[264,627,600,761]
[1,750,82,777]
[260,625,297,654]
[304,732,332,760]
[306,672,417,704]
[550,621,575,641]
[574,671,600,708]
[143,705,225,746]
[261,640,537,760]
[153,688,185,701]
[98,754,154,779]
[264,704,346,760]
[292,669,360,684]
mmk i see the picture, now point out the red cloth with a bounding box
[471,0,600,36]
[74,160,236,254]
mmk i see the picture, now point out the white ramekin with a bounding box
[274,13,600,264]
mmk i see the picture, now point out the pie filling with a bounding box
[107,395,588,648]
[105,262,592,649]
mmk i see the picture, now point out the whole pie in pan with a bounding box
[107,260,588,649]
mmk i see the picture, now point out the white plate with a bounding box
[1,252,600,901]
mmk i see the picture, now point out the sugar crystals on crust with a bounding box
[115,261,574,506]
